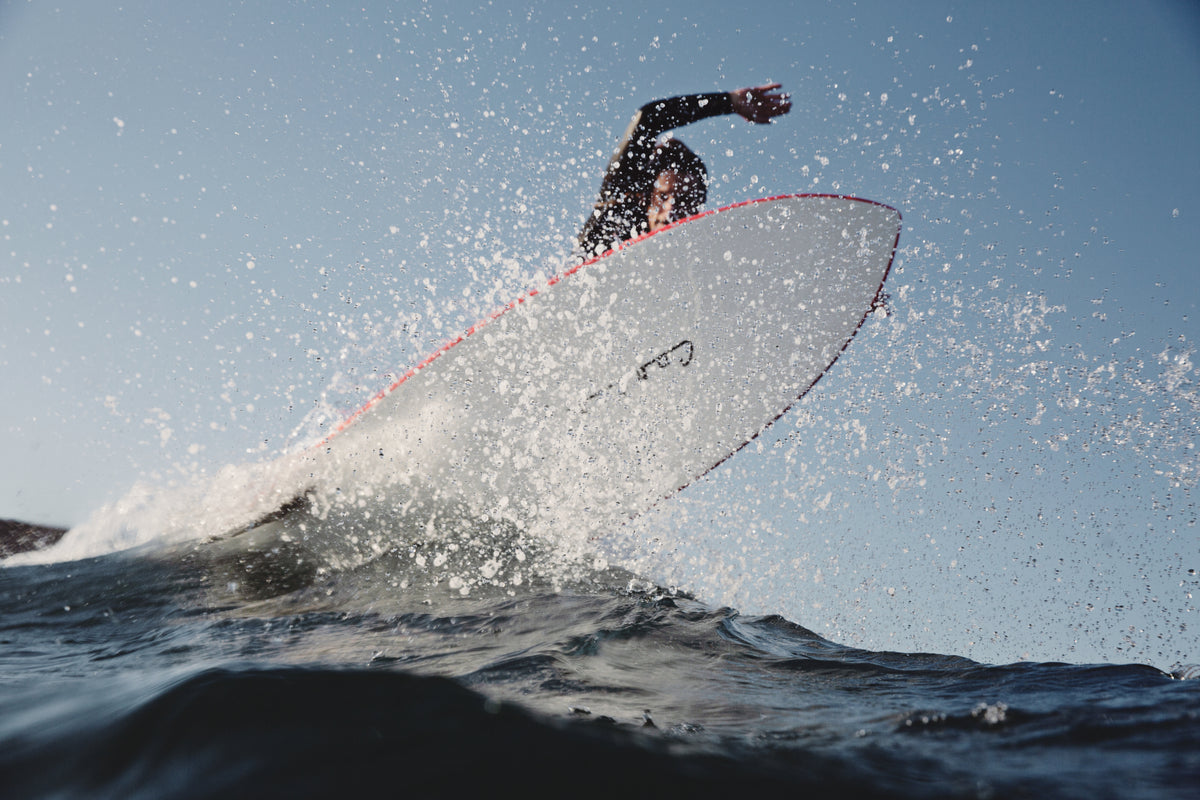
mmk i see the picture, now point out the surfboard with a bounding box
[218,194,901,565]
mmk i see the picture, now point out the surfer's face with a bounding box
[647,170,678,232]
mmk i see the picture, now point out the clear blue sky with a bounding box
[2,0,1197,665]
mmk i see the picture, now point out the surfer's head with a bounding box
[647,137,707,231]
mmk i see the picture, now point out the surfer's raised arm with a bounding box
[577,83,791,258]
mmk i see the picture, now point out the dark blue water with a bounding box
[2,536,1198,800]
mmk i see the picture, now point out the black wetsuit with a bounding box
[576,92,735,258]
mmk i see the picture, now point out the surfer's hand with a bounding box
[731,83,791,123]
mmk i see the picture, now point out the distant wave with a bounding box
[0,518,66,558]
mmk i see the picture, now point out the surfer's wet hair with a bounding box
[649,137,707,219]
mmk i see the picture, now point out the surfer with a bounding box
[577,83,791,258]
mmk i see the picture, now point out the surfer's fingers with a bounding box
[739,83,783,100]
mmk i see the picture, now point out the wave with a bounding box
[2,552,1197,800]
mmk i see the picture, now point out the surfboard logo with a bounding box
[636,340,694,380]
[580,339,695,413]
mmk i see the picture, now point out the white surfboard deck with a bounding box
[221,194,901,559]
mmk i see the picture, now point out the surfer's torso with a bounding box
[577,92,733,258]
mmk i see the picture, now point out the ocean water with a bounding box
[2,521,1198,800]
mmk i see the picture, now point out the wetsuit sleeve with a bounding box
[577,92,735,257]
